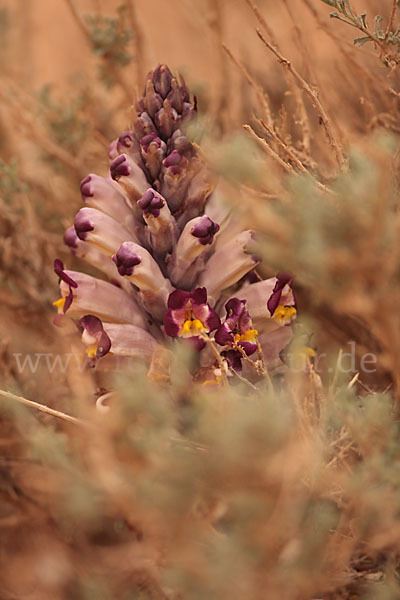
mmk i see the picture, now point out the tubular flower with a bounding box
[53,64,296,379]
[213,298,259,373]
[267,272,297,325]
[163,288,220,350]
[215,298,258,356]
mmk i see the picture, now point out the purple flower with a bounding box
[140,133,166,180]
[112,245,141,277]
[221,349,243,373]
[109,153,148,201]
[63,226,79,251]
[73,207,137,252]
[152,64,173,98]
[53,259,77,316]
[54,267,146,328]
[191,215,220,245]
[110,154,131,179]
[267,272,297,325]
[164,288,220,350]
[79,315,159,367]
[117,131,135,152]
[215,298,258,356]
[79,315,112,363]
[140,132,162,153]
[137,188,164,218]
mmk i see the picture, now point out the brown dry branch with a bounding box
[244,121,335,196]
[222,43,274,130]
[255,28,348,171]
[384,0,398,50]
[256,115,310,174]
[243,123,294,173]
[0,390,90,427]
[244,0,279,47]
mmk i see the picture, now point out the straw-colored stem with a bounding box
[0,389,91,427]
[255,28,347,171]
[384,0,398,51]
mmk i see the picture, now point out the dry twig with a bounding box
[255,28,347,170]
[0,389,91,427]
[223,44,274,130]
[384,0,398,51]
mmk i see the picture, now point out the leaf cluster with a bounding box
[37,84,89,153]
[321,0,400,62]
[85,3,133,70]
[0,158,27,205]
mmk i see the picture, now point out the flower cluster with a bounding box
[54,65,296,381]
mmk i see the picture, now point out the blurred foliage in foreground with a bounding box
[2,355,400,599]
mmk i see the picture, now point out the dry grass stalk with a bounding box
[0,389,90,427]
[255,28,347,170]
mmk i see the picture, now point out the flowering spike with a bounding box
[54,64,295,375]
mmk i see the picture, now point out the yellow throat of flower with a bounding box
[180,318,207,338]
[85,343,98,359]
[52,297,66,314]
[234,328,258,344]
[272,305,297,325]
